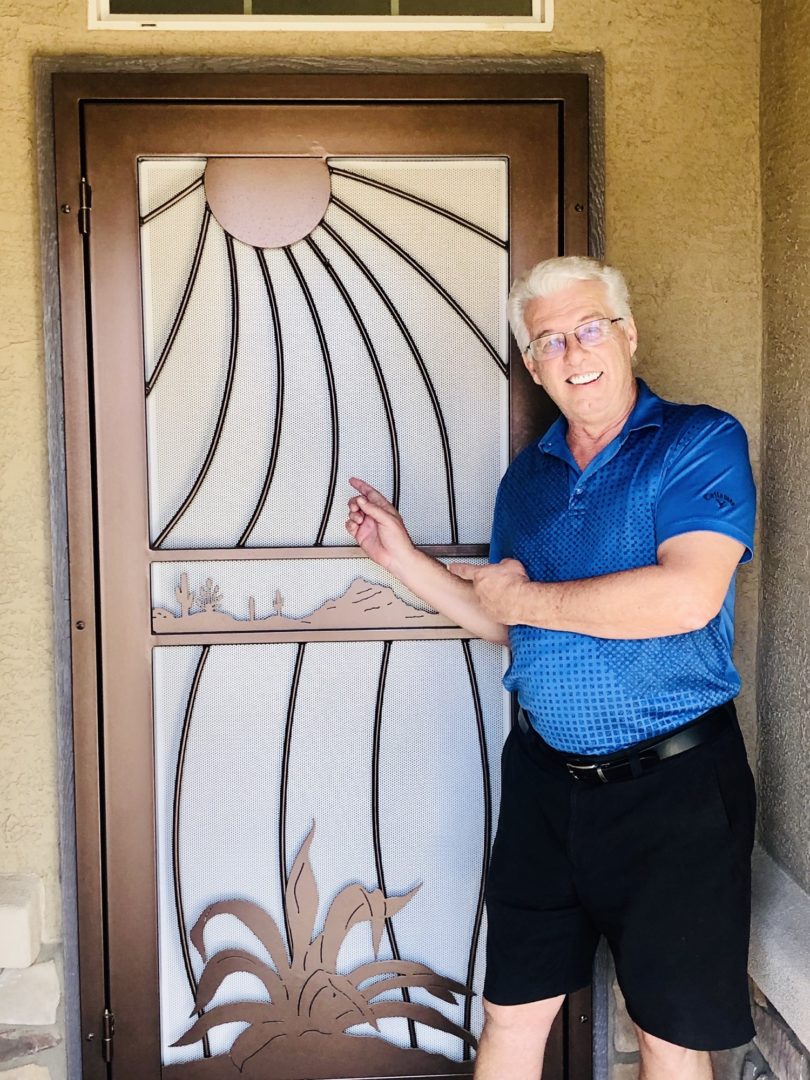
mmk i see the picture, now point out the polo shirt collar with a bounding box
[537,378,663,460]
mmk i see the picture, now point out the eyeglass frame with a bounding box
[525,317,625,362]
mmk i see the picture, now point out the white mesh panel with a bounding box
[154,645,204,1064]
[246,241,395,547]
[140,183,209,385]
[138,158,205,220]
[282,642,386,968]
[153,640,509,1066]
[154,643,299,1063]
[306,224,456,545]
[137,156,509,549]
[366,639,506,1058]
[467,637,507,1041]
[329,167,506,350]
[330,159,508,244]
[145,215,233,546]
[241,246,335,547]
[319,201,508,545]
[156,240,281,549]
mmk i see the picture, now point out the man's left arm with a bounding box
[451,533,743,639]
[450,412,756,640]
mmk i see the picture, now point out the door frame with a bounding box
[41,61,604,1080]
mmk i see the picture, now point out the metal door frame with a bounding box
[43,63,602,1080]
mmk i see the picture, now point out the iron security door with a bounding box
[54,73,591,1080]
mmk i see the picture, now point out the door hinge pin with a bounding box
[79,177,92,236]
[102,1007,114,1062]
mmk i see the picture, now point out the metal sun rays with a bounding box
[139,160,509,550]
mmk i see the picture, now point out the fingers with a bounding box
[348,477,395,512]
[346,477,395,550]
[350,494,393,525]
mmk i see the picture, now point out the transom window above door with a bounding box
[91,0,552,31]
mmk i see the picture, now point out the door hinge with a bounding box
[79,177,92,236]
[101,1007,115,1063]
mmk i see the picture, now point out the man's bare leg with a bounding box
[635,1027,714,1080]
[474,995,565,1080]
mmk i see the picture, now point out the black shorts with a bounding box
[484,703,756,1051]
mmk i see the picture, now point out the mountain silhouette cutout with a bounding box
[153,577,455,633]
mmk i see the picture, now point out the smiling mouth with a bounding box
[567,371,602,386]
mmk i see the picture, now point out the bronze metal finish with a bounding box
[170,825,475,1078]
[153,575,456,634]
[146,545,492,560]
[53,80,108,1080]
[53,71,591,1080]
[204,156,332,248]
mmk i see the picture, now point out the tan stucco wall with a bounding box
[0,0,761,958]
[759,0,810,892]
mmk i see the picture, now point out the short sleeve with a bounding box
[655,412,756,563]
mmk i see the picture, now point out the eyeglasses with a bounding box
[526,317,624,362]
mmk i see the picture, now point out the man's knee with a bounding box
[482,994,565,1042]
[634,1026,712,1076]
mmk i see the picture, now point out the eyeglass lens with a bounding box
[531,318,615,359]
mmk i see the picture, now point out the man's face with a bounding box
[521,280,638,429]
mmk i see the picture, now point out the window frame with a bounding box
[89,0,552,32]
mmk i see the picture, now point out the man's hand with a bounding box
[345,478,416,574]
[345,477,510,644]
[448,532,747,640]
[448,558,530,626]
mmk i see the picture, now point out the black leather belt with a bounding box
[518,702,735,785]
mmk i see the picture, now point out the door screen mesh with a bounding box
[141,152,512,1075]
[154,639,508,1065]
[138,157,509,549]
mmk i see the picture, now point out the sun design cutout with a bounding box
[204,157,332,249]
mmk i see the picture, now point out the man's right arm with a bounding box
[345,477,509,646]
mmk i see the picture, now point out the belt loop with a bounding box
[628,749,644,780]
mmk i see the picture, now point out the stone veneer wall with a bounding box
[0,877,63,1079]
[608,965,810,1080]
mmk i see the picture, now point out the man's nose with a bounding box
[563,333,589,363]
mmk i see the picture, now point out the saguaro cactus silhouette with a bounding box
[175,573,195,618]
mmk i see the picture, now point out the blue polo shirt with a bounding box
[489,379,756,754]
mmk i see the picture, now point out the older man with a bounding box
[346,257,756,1080]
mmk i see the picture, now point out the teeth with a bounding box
[569,371,601,385]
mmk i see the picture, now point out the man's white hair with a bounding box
[508,256,633,353]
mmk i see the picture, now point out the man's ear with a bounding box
[624,316,639,358]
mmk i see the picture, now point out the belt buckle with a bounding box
[566,762,610,783]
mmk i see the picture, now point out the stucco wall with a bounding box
[759,0,810,892]
[1,0,761,958]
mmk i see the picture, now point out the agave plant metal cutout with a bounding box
[172,824,476,1075]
